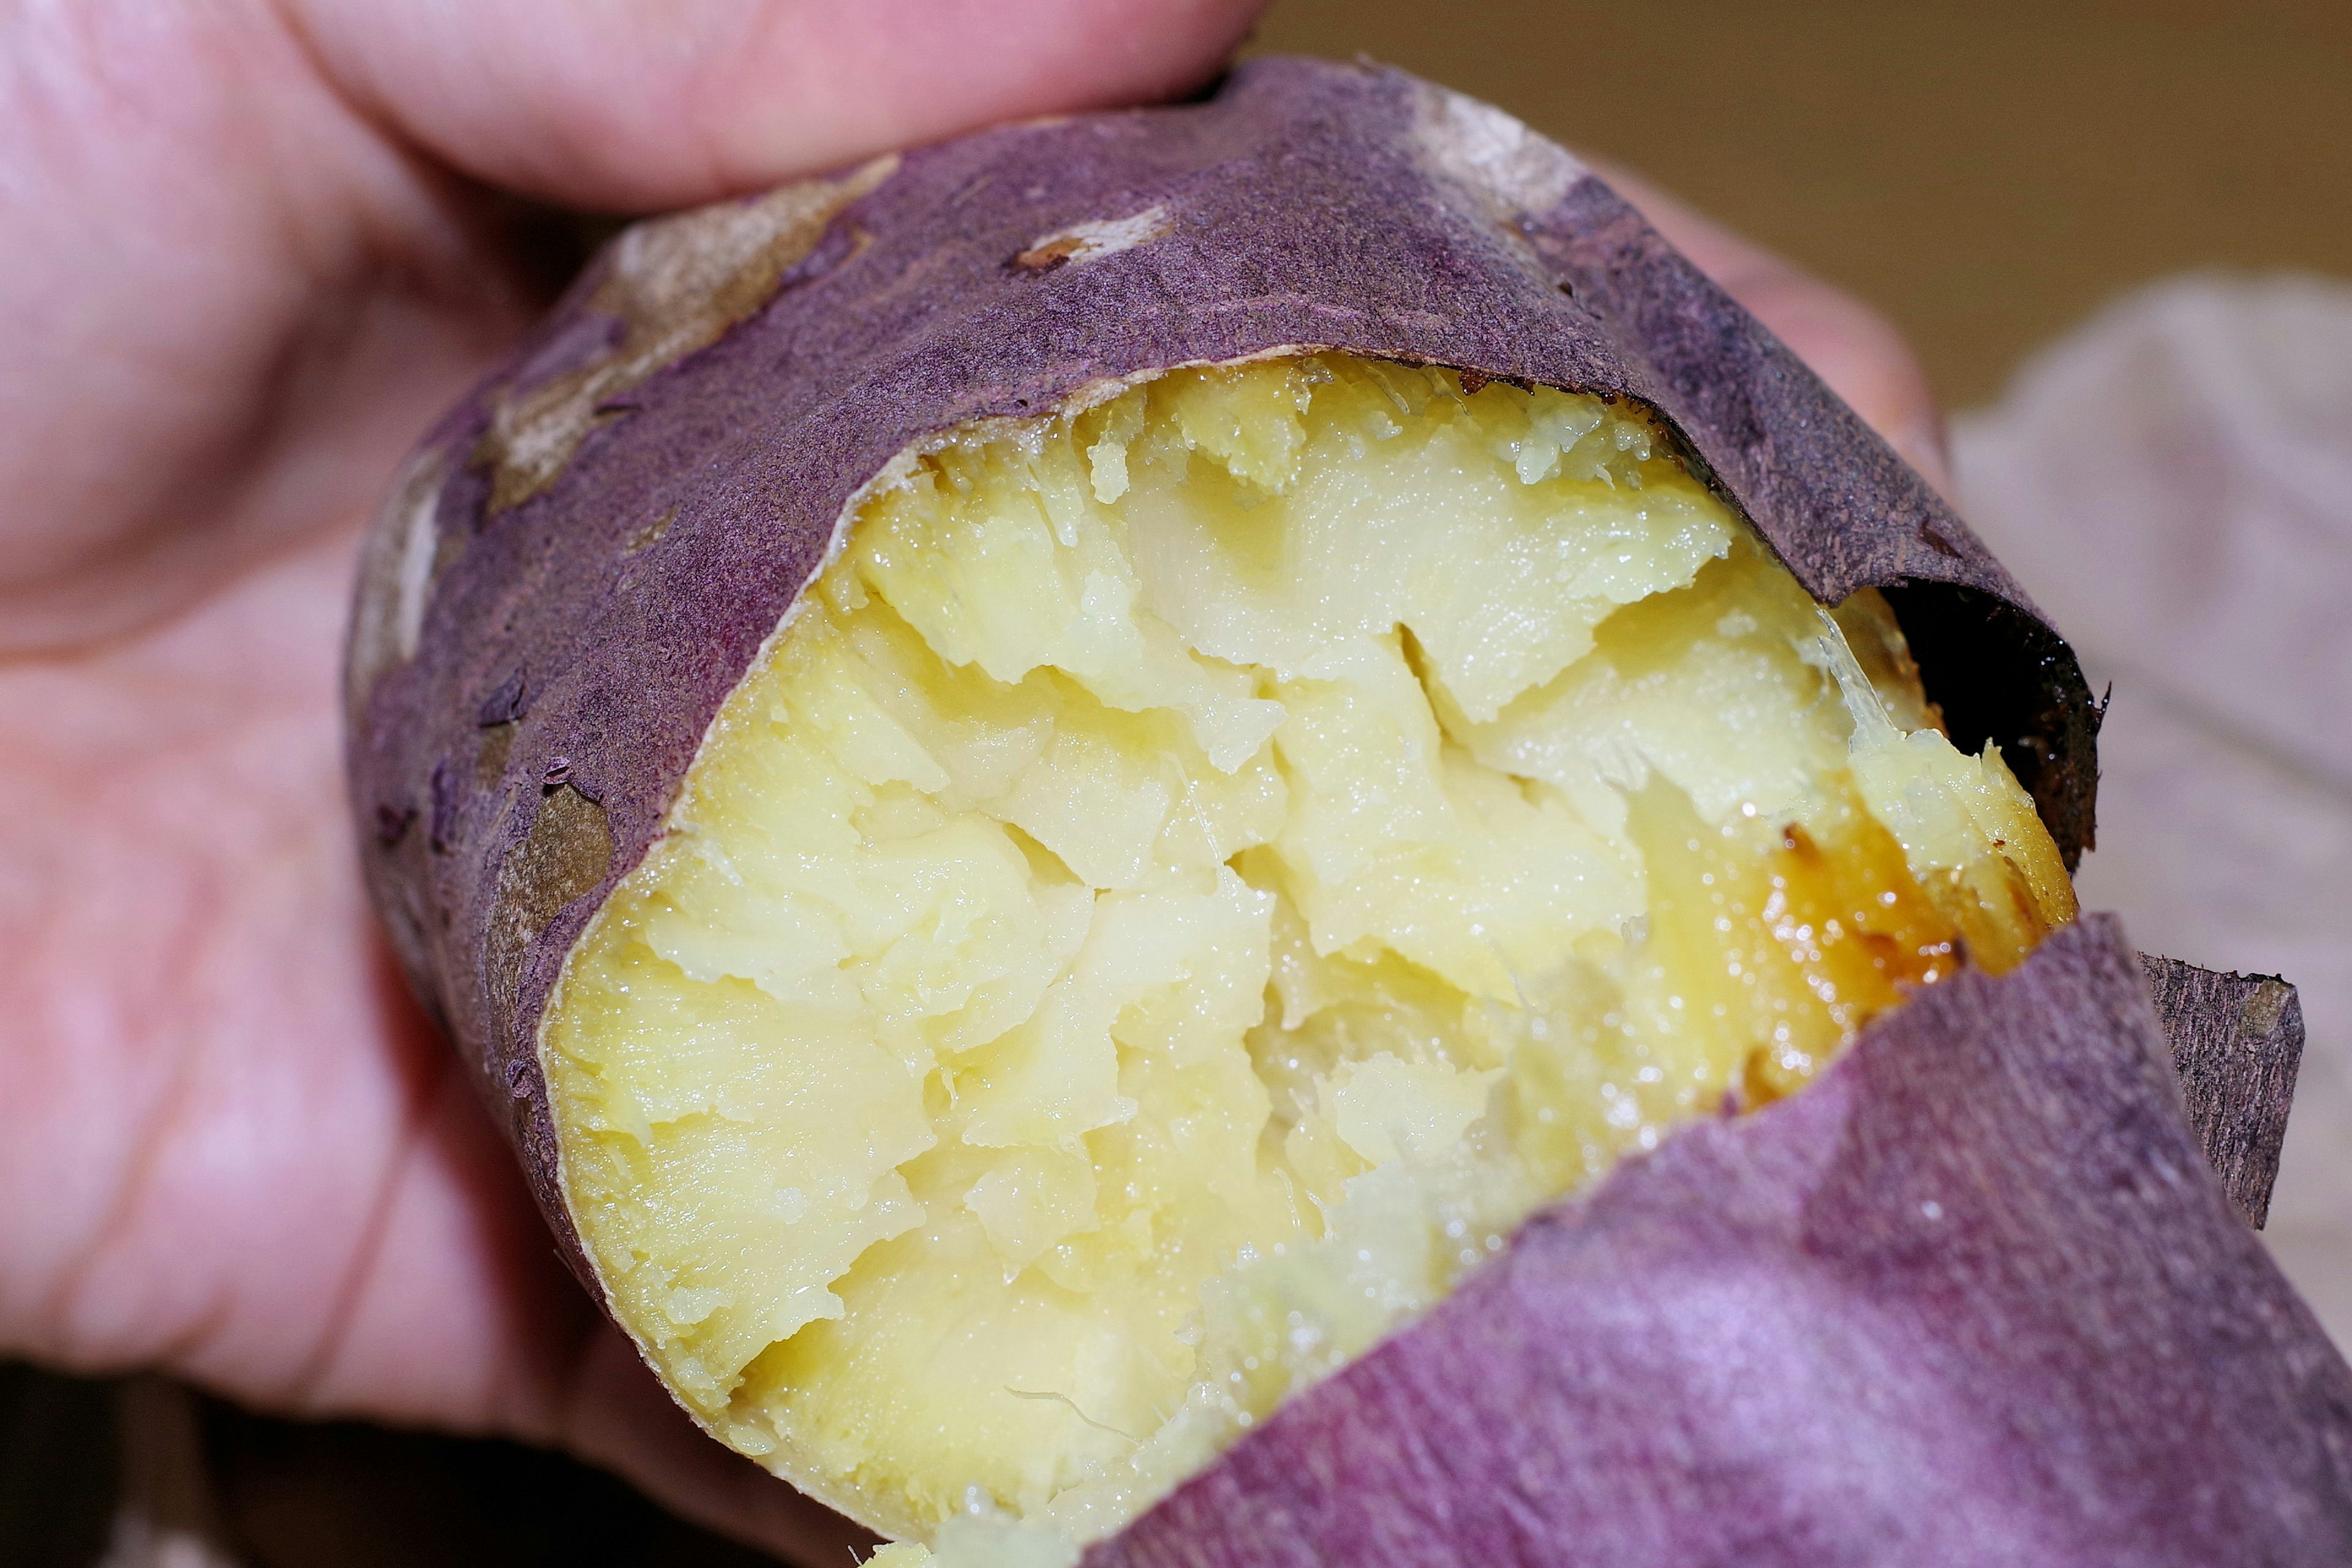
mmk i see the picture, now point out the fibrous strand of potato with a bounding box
[540,356,2075,1558]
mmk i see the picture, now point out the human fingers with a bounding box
[0,1,1268,652]
[280,0,1272,211]
[1591,160,1951,497]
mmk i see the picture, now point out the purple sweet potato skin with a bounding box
[2142,954,2305,1228]
[1087,916,2352,1568]
[344,55,2100,1278]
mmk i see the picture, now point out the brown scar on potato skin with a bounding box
[486,782,611,1051]
[341,58,2342,1551]
[470,155,900,514]
[341,445,451,717]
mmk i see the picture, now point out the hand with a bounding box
[0,8,1945,1558]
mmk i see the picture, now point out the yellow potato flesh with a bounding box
[541,356,2075,1556]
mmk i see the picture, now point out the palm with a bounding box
[1,514,561,1403]
[0,503,878,1551]
[0,9,812,1529]
[0,3,1937,1559]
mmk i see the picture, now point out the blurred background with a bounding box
[10,4,2350,1564]
[1254,0,2352,407]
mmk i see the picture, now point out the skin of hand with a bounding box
[0,2,1948,1558]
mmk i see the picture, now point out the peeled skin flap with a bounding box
[2141,954,2305,1229]
[1090,918,2352,1568]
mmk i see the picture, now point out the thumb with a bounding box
[279,0,1272,211]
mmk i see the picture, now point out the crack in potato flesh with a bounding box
[541,356,2074,1555]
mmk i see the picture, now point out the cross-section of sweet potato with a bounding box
[344,55,2346,1566]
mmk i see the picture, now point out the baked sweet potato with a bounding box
[344,55,2350,1565]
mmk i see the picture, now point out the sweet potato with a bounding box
[344,55,2347,1564]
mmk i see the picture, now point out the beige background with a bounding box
[1250,0,2352,406]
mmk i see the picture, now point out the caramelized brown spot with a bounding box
[343,447,452,714]
[1639,786,1975,1112]
[1008,209,1172,277]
